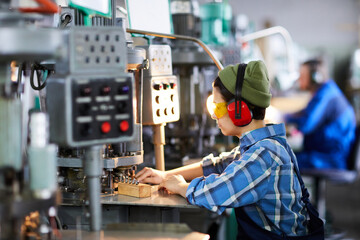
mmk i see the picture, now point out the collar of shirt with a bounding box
[239,123,287,154]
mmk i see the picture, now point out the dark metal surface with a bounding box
[60,223,209,240]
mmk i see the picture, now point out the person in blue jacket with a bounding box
[285,59,356,170]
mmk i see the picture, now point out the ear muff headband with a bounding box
[235,64,247,119]
[227,64,253,126]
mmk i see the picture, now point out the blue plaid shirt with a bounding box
[186,123,308,236]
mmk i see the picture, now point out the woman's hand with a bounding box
[159,175,189,198]
[135,167,166,184]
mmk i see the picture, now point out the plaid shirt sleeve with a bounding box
[201,147,239,176]
[187,145,273,214]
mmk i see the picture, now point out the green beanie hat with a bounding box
[218,60,272,108]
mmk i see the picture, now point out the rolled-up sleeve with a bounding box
[201,147,239,176]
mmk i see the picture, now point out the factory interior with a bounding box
[1,0,360,239]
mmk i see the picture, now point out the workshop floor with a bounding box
[325,177,360,240]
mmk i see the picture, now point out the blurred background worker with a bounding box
[285,59,356,170]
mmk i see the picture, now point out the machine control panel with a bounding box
[46,26,134,147]
[47,75,134,147]
[143,75,180,125]
[56,26,127,75]
[142,44,180,125]
[72,77,133,141]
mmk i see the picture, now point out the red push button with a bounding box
[80,86,92,96]
[119,120,129,132]
[101,122,111,133]
[101,86,111,95]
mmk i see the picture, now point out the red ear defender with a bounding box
[228,63,253,127]
[227,99,253,126]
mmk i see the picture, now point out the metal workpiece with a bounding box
[83,146,103,231]
[113,165,139,185]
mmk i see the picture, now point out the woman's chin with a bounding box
[220,129,229,136]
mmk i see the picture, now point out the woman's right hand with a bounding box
[135,167,167,184]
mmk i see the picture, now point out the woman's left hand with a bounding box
[159,175,190,198]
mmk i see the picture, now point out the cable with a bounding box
[30,63,49,91]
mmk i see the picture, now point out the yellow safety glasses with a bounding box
[206,95,228,119]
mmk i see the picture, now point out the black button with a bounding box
[80,123,92,136]
[153,84,162,90]
[79,104,91,116]
[117,101,127,113]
